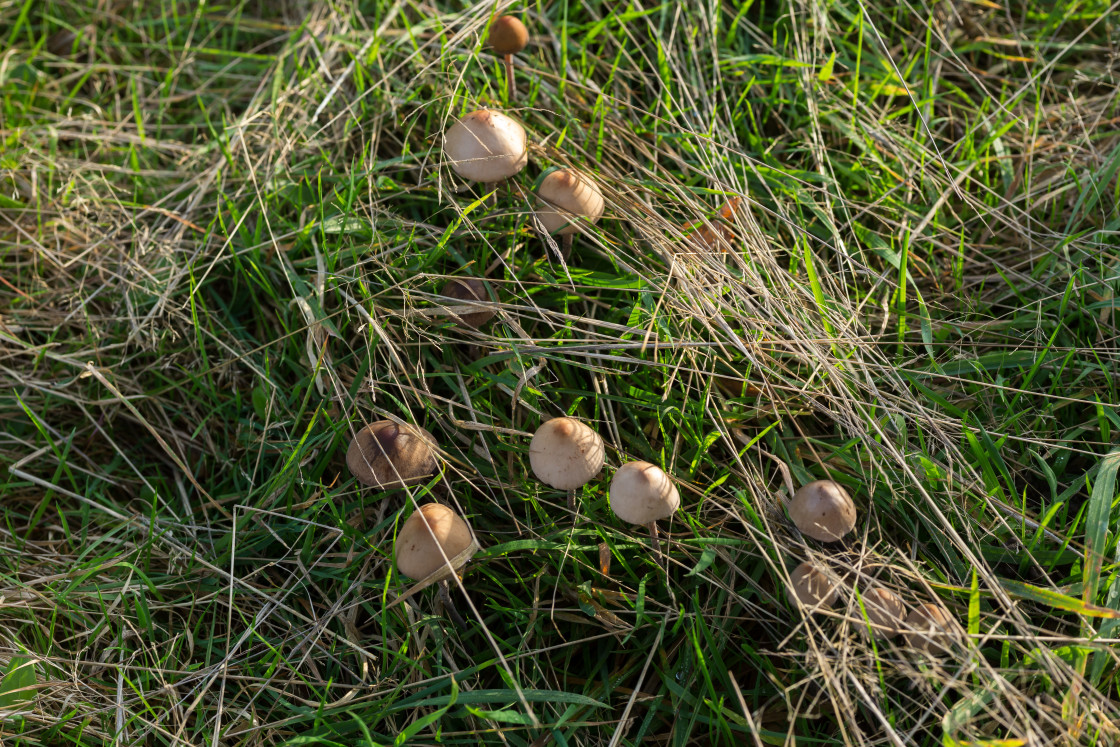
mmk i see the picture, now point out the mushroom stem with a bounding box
[438,579,466,627]
[561,233,574,259]
[504,53,516,98]
[647,521,662,559]
[567,489,576,514]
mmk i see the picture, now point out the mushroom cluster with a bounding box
[783,477,961,657]
[332,14,965,666]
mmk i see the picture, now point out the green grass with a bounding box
[2,0,1120,744]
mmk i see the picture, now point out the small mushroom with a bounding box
[610,461,680,558]
[683,197,742,252]
[529,416,605,512]
[47,25,93,57]
[443,109,528,189]
[789,479,857,543]
[903,603,960,655]
[787,560,841,610]
[533,168,605,258]
[439,277,496,328]
[396,503,480,624]
[346,420,438,489]
[488,15,528,99]
[858,586,906,640]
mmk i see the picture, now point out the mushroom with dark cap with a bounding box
[439,277,496,329]
[488,15,528,99]
[683,197,742,253]
[610,461,680,558]
[396,502,480,625]
[443,109,528,191]
[346,420,438,489]
[534,168,605,258]
[787,560,841,610]
[858,586,907,640]
[529,416,605,512]
[789,479,857,543]
[903,603,960,655]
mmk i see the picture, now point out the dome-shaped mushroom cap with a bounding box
[787,560,841,609]
[789,479,857,543]
[859,586,906,639]
[903,603,960,654]
[489,16,528,55]
[395,503,478,581]
[346,420,438,489]
[529,417,605,490]
[534,169,605,236]
[443,109,528,183]
[439,277,496,328]
[609,461,680,524]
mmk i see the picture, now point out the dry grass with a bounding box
[2,0,1120,744]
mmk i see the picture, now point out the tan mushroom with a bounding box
[529,416,605,512]
[534,168,605,257]
[395,503,478,581]
[787,560,841,610]
[396,503,480,624]
[443,109,528,188]
[439,277,496,329]
[903,603,960,655]
[346,420,438,489]
[858,586,907,640]
[488,16,528,98]
[789,479,857,543]
[609,461,680,557]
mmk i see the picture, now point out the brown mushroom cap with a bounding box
[439,277,496,328]
[534,168,605,236]
[346,420,438,489]
[444,109,528,183]
[609,461,680,524]
[488,16,528,55]
[529,417,605,490]
[789,479,857,542]
[787,561,841,609]
[859,586,907,639]
[903,603,960,654]
[395,503,478,581]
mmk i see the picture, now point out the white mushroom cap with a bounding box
[534,168,605,236]
[443,109,528,183]
[395,503,478,581]
[789,479,857,542]
[346,420,438,489]
[609,461,680,524]
[529,417,605,490]
[787,561,841,609]
[859,586,907,640]
[903,603,960,654]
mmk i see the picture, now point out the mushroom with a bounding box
[443,109,528,192]
[395,502,480,624]
[488,15,528,99]
[533,168,605,258]
[47,25,93,57]
[857,586,907,640]
[788,479,857,543]
[902,603,960,655]
[529,416,605,512]
[346,420,438,489]
[786,560,841,610]
[609,461,680,557]
[683,197,742,252]
[439,277,496,329]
